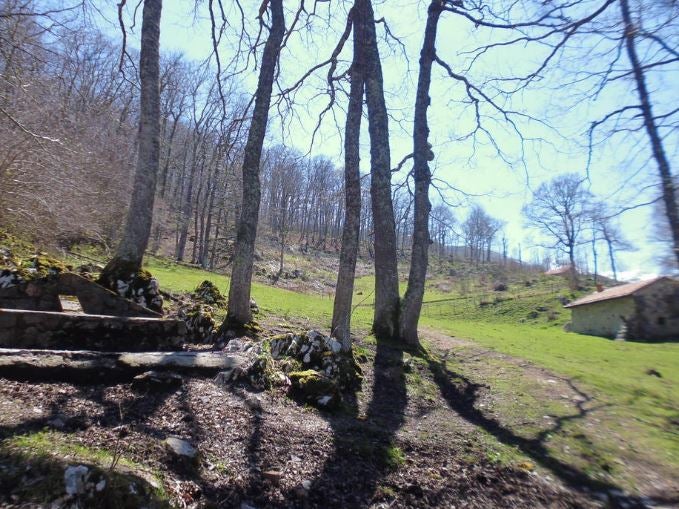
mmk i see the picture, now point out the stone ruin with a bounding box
[0,271,186,351]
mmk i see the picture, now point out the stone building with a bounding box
[564,277,679,340]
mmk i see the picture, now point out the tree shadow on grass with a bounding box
[303,337,409,507]
[424,353,679,507]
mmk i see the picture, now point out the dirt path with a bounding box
[419,326,679,505]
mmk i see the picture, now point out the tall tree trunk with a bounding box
[356,0,400,340]
[620,0,679,269]
[101,0,162,276]
[226,0,285,326]
[332,8,363,350]
[399,1,440,345]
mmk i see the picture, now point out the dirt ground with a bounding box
[0,328,674,508]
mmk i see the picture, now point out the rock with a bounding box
[64,465,89,496]
[98,266,163,313]
[327,338,342,354]
[288,369,340,409]
[193,280,226,307]
[47,416,66,430]
[262,470,282,485]
[132,371,183,391]
[176,302,215,342]
[0,269,22,289]
[95,479,106,492]
[165,437,197,459]
[250,299,259,314]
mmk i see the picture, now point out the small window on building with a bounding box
[657,316,666,326]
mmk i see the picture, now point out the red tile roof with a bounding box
[564,277,676,308]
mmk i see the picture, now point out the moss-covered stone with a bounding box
[192,280,226,308]
[177,303,215,342]
[288,369,340,409]
[97,260,162,313]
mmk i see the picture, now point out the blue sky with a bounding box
[100,0,678,280]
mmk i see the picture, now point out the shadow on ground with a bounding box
[303,337,408,507]
[425,352,678,507]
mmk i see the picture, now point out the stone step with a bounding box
[0,348,245,383]
[0,309,186,352]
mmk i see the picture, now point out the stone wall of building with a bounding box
[631,280,679,340]
[570,297,635,338]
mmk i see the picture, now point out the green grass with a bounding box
[1,430,169,507]
[422,317,679,470]
[145,256,374,329]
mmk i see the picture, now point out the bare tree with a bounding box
[524,174,593,285]
[98,0,162,301]
[616,0,679,267]
[399,0,444,345]
[355,0,400,340]
[226,0,285,326]
[332,4,363,349]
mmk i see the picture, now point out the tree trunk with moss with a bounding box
[101,0,162,281]
[399,1,440,345]
[332,7,363,350]
[225,0,285,326]
[355,0,400,340]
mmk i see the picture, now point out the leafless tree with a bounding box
[226,0,285,326]
[100,0,162,283]
[524,174,593,284]
[355,0,400,340]
[332,3,363,349]
[399,0,445,345]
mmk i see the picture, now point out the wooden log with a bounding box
[0,348,244,383]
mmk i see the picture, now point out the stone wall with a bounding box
[0,309,186,351]
[0,272,160,317]
[570,297,635,338]
[632,280,679,340]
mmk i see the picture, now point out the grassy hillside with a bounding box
[3,234,678,494]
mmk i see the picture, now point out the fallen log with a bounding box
[0,348,244,383]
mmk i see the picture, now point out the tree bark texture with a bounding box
[355,0,400,340]
[399,1,440,345]
[332,7,363,350]
[619,0,679,269]
[106,0,162,271]
[227,0,285,325]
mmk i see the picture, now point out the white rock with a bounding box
[95,479,106,492]
[327,338,342,354]
[317,395,332,406]
[64,465,89,496]
[164,437,197,458]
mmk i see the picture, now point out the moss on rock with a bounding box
[288,369,340,409]
[193,280,227,308]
